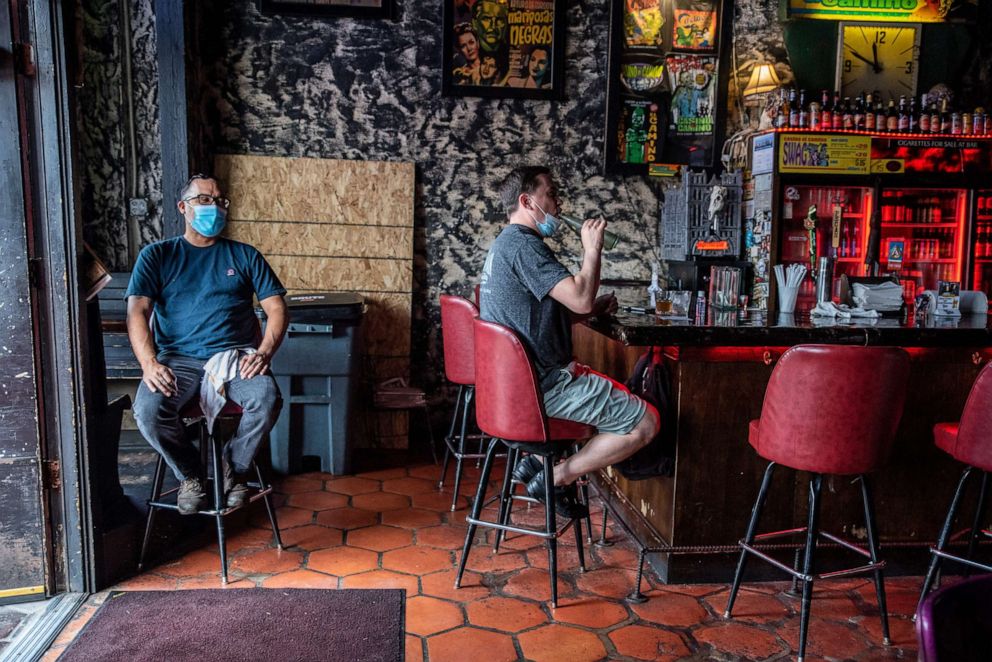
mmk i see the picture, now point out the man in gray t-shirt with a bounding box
[479,166,659,517]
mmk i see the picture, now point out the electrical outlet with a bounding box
[129,198,149,217]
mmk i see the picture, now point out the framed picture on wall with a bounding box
[258,0,396,20]
[441,0,567,100]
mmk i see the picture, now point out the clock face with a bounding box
[836,22,920,100]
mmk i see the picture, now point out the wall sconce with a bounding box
[742,63,781,99]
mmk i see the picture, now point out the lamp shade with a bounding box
[743,64,781,98]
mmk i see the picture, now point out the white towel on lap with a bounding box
[200,347,255,433]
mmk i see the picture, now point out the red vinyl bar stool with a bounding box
[455,318,594,607]
[138,401,283,584]
[916,361,992,612]
[725,345,910,662]
[438,294,489,511]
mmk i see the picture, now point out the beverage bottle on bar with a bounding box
[820,89,832,129]
[963,112,973,135]
[852,222,860,257]
[797,89,808,128]
[918,94,930,133]
[865,92,876,131]
[939,98,951,134]
[788,88,800,128]
[775,89,788,128]
[842,97,854,129]
[853,93,866,130]
[908,95,918,133]
[875,96,887,133]
[886,99,898,132]
[930,97,941,134]
[809,98,821,130]
[559,213,621,250]
[831,93,844,130]
[897,96,910,132]
[951,110,963,135]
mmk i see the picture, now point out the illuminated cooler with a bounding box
[747,130,989,313]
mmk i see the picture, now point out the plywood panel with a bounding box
[270,255,411,293]
[216,155,415,227]
[226,221,413,260]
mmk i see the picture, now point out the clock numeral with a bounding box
[905,61,913,74]
[876,31,886,44]
[844,59,852,73]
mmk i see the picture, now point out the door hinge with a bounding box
[13,42,36,77]
[43,460,61,490]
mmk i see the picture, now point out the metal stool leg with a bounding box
[597,504,612,547]
[543,455,560,608]
[573,509,586,573]
[917,466,974,613]
[455,437,499,588]
[860,475,890,645]
[797,474,823,662]
[493,447,517,552]
[450,386,474,511]
[138,456,167,570]
[208,431,229,584]
[965,470,990,575]
[439,385,464,489]
[255,461,283,550]
[725,462,777,618]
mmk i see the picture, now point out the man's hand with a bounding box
[240,351,271,380]
[592,292,618,317]
[580,217,607,255]
[142,360,177,397]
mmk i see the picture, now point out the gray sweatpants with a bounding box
[132,354,281,481]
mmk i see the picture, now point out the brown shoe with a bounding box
[223,461,251,509]
[177,478,208,515]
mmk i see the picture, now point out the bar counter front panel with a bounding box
[574,311,992,583]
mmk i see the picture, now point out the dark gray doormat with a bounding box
[58,588,405,661]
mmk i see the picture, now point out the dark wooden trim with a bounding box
[156,0,189,239]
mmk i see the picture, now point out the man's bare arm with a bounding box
[549,218,606,314]
[240,294,289,379]
[126,295,176,396]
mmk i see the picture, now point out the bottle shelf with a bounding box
[881,223,958,229]
[900,258,957,264]
[836,257,862,262]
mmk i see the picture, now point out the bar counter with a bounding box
[575,310,992,583]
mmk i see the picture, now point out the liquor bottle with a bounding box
[809,99,821,131]
[820,89,832,130]
[841,223,851,257]
[886,99,898,132]
[865,92,876,131]
[775,88,789,128]
[853,93,866,130]
[897,96,910,132]
[919,94,931,133]
[908,95,918,133]
[951,111,963,135]
[852,222,860,257]
[831,92,843,130]
[797,89,808,128]
[875,96,887,133]
[559,213,621,250]
[939,98,951,134]
[842,97,854,129]
[929,97,941,134]
[788,88,800,128]
[963,112,973,135]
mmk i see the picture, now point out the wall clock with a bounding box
[835,22,921,101]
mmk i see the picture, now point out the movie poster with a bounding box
[623,0,665,49]
[616,99,662,165]
[671,0,718,51]
[448,0,558,92]
[666,54,717,136]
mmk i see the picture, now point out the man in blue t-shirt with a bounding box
[126,173,289,514]
[479,166,659,518]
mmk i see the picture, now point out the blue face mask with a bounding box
[190,204,227,237]
[532,202,559,238]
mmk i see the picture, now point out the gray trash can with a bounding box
[264,293,364,475]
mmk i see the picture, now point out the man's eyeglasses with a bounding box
[182,194,231,209]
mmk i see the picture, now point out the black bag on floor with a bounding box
[612,347,675,480]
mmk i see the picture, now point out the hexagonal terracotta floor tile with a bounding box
[307,546,379,576]
[381,508,443,530]
[407,464,444,481]
[525,544,585,571]
[229,547,305,575]
[218,525,279,552]
[459,550,528,575]
[704,587,792,624]
[275,475,324,494]
[609,624,692,661]
[574,567,640,600]
[285,490,349,511]
[351,491,411,512]
[466,596,548,632]
[405,595,464,636]
[250,506,313,529]
[551,597,629,629]
[421,569,491,602]
[340,569,420,595]
[356,467,409,481]
[346,525,414,552]
[279,524,344,551]
[778,617,872,659]
[693,621,786,660]
[629,589,709,628]
[416,525,470,550]
[325,476,380,496]
[176,574,254,589]
[315,507,378,530]
[405,634,424,662]
[426,626,517,662]
[411,491,469,512]
[112,573,178,591]
[517,624,607,662]
[382,546,453,575]
[381,477,437,496]
[502,567,572,603]
[157,550,224,578]
[260,569,338,588]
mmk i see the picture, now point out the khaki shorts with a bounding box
[542,361,647,435]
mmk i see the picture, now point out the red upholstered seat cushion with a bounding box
[748,419,761,449]
[181,401,244,419]
[933,422,959,456]
[548,418,596,441]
